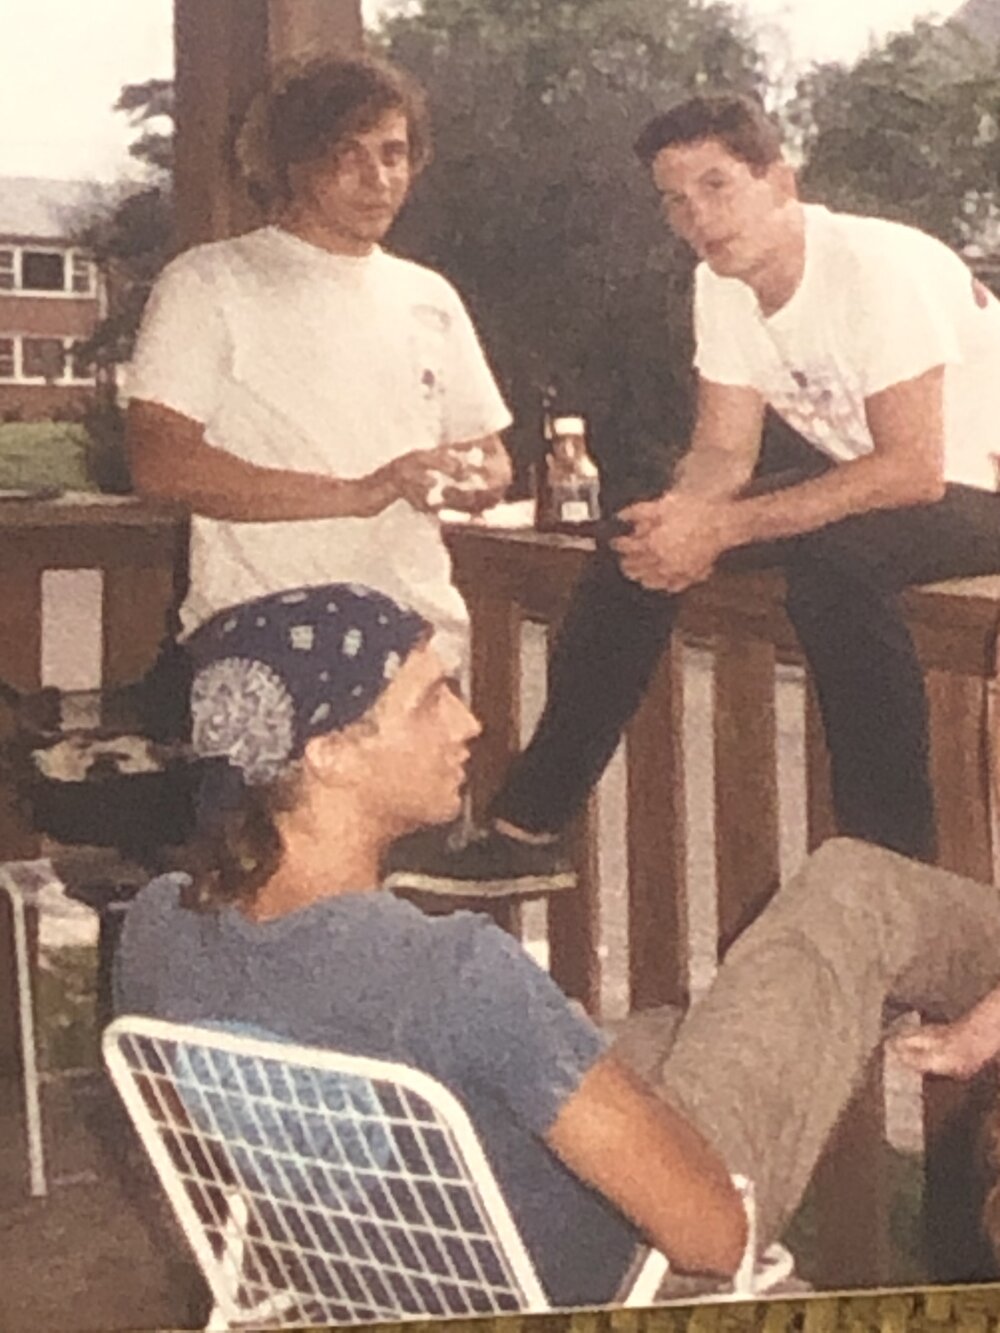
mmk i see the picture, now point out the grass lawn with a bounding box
[0,422,98,492]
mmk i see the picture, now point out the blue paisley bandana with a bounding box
[186,584,429,786]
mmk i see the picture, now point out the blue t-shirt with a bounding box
[113,877,643,1307]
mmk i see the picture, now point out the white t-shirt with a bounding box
[127,226,512,661]
[694,204,1000,490]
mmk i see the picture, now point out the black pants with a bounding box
[490,430,1000,861]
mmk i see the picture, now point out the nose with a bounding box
[360,153,393,194]
[665,192,714,246]
[452,692,482,745]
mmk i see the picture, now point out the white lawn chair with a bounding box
[103,1016,792,1330]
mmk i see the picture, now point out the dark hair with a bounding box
[634,93,783,173]
[181,764,305,912]
[264,51,432,200]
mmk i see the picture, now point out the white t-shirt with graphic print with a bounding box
[693,204,1000,491]
[127,226,512,662]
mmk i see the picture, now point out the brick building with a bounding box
[0,178,109,421]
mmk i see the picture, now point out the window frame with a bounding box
[0,336,15,381]
[0,334,95,385]
[0,244,97,299]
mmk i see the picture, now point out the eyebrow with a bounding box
[410,672,458,714]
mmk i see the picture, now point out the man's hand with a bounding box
[377,435,512,515]
[890,1016,1000,1081]
[612,492,733,593]
[433,435,513,513]
[375,442,473,513]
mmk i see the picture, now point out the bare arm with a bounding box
[127,399,473,523]
[719,364,947,548]
[672,378,767,498]
[545,1053,747,1276]
[616,366,947,593]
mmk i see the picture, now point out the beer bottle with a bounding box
[537,415,601,532]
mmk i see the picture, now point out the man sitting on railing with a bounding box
[114,581,1000,1304]
[387,92,1000,899]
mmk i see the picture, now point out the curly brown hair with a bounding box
[238,50,432,209]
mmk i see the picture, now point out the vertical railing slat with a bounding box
[626,638,688,1011]
[0,561,43,1076]
[804,672,890,1288]
[713,635,780,955]
[923,667,997,1281]
[465,591,523,941]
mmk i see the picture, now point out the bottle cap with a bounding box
[552,415,586,435]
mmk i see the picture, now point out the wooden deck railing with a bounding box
[0,496,188,1074]
[445,523,1000,1291]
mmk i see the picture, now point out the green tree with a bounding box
[789,21,1000,251]
[376,0,767,494]
[69,81,175,490]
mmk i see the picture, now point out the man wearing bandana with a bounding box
[114,581,1000,1308]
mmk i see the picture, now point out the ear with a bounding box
[770,158,798,201]
[301,730,360,786]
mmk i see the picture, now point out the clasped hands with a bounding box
[612,490,734,593]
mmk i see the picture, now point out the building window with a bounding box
[0,246,98,298]
[22,336,66,380]
[67,341,94,382]
[70,253,94,295]
[0,335,95,385]
[20,250,67,293]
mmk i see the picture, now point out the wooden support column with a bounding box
[173,0,364,250]
[268,0,363,63]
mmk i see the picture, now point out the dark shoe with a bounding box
[383,825,576,899]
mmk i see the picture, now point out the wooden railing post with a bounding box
[0,499,186,1078]
[713,634,780,954]
[626,639,688,1011]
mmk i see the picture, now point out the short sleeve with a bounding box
[127,252,231,424]
[113,874,183,1016]
[850,239,963,398]
[437,283,513,444]
[692,262,758,388]
[445,918,608,1135]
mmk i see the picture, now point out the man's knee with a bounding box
[801,836,910,903]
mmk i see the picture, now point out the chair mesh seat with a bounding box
[104,1019,546,1328]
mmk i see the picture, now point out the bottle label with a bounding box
[560,499,591,523]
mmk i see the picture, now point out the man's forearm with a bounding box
[721,452,944,550]
[142,447,394,523]
[674,444,756,500]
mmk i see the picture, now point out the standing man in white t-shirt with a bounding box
[126,52,513,674]
[388,92,1000,898]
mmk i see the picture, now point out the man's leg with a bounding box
[384,545,679,895]
[613,838,1000,1249]
[489,547,678,833]
[778,485,1000,860]
[384,419,824,896]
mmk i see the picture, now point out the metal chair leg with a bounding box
[4,871,47,1196]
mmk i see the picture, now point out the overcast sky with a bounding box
[0,0,951,183]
